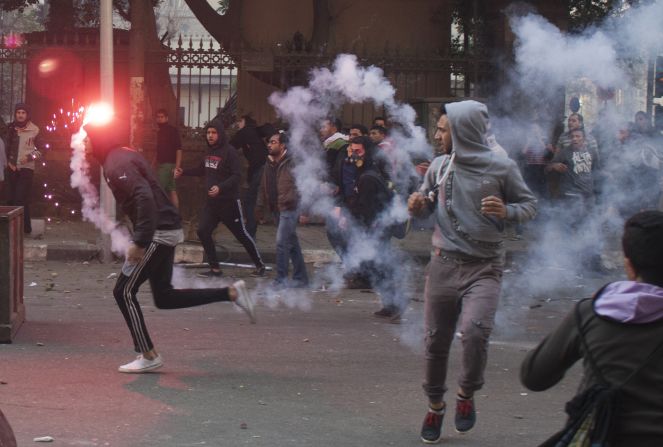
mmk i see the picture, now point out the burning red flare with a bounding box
[84,103,114,127]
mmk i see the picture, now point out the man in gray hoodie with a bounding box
[408,100,537,443]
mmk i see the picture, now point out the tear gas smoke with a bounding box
[269,54,430,314]
[490,2,663,308]
[70,115,131,255]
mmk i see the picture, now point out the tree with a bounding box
[0,0,176,126]
[181,0,241,49]
[567,0,645,30]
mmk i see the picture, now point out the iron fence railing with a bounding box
[1,30,490,129]
[153,35,239,129]
[0,36,27,124]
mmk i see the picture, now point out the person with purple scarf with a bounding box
[521,210,663,446]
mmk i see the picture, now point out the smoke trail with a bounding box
[489,2,663,312]
[268,54,432,314]
[269,54,430,215]
[70,124,131,255]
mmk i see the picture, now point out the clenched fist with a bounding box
[408,191,428,217]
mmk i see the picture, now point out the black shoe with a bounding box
[420,408,445,444]
[345,275,371,289]
[270,279,287,290]
[290,280,310,289]
[197,269,223,278]
[374,305,398,319]
[250,266,266,277]
[454,395,476,433]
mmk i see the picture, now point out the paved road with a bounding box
[0,257,620,446]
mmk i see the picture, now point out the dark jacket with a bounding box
[182,119,241,202]
[155,123,182,164]
[521,281,663,445]
[258,151,299,213]
[349,166,392,228]
[229,125,268,179]
[103,146,182,248]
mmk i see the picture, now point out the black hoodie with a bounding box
[83,118,181,248]
[182,119,241,202]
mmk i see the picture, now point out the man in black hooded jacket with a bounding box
[330,136,407,320]
[83,115,256,374]
[175,118,265,277]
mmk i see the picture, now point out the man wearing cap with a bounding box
[5,103,41,233]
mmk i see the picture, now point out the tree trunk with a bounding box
[128,0,176,147]
[129,0,148,151]
[183,0,243,49]
[47,0,75,31]
[311,0,330,50]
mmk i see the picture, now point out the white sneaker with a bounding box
[233,280,256,324]
[118,354,163,373]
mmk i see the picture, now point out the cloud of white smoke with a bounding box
[492,1,663,301]
[70,123,131,255]
[269,53,431,312]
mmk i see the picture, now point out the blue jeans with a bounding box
[275,210,308,286]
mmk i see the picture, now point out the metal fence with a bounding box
[0,34,27,124]
[1,31,490,129]
[159,35,239,129]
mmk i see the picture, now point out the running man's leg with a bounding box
[423,255,462,406]
[147,243,232,308]
[197,205,222,270]
[222,199,264,269]
[456,259,502,396]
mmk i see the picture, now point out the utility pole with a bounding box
[99,0,116,262]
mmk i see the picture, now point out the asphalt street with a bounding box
[0,254,621,446]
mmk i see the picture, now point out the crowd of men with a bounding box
[1,100,662,445]
[521,110,663,218]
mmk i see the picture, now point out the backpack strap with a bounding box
[575,293,663,389]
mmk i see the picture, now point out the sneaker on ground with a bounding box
[197,269,223,278]
[345,275,371,289]
[118,354,163,373]
[290,280,310,289]
[250,266,266,277]
[374,305,398,319]
[454,395,476,433]
[233,280,256,324]
[420,407,445,444]
[270,279,287,290]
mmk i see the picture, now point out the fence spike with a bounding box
[177,34,183,48]
[188,36,193,50]
[199,37,204,50]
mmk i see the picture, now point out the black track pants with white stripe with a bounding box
[113,242,231,353]
[196,199,264,269]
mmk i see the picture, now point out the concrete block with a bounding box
[175,244,204,263]
[29,219,45,239]
[24,242,47,261]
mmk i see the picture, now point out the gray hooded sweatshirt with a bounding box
[420,100,537,259]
